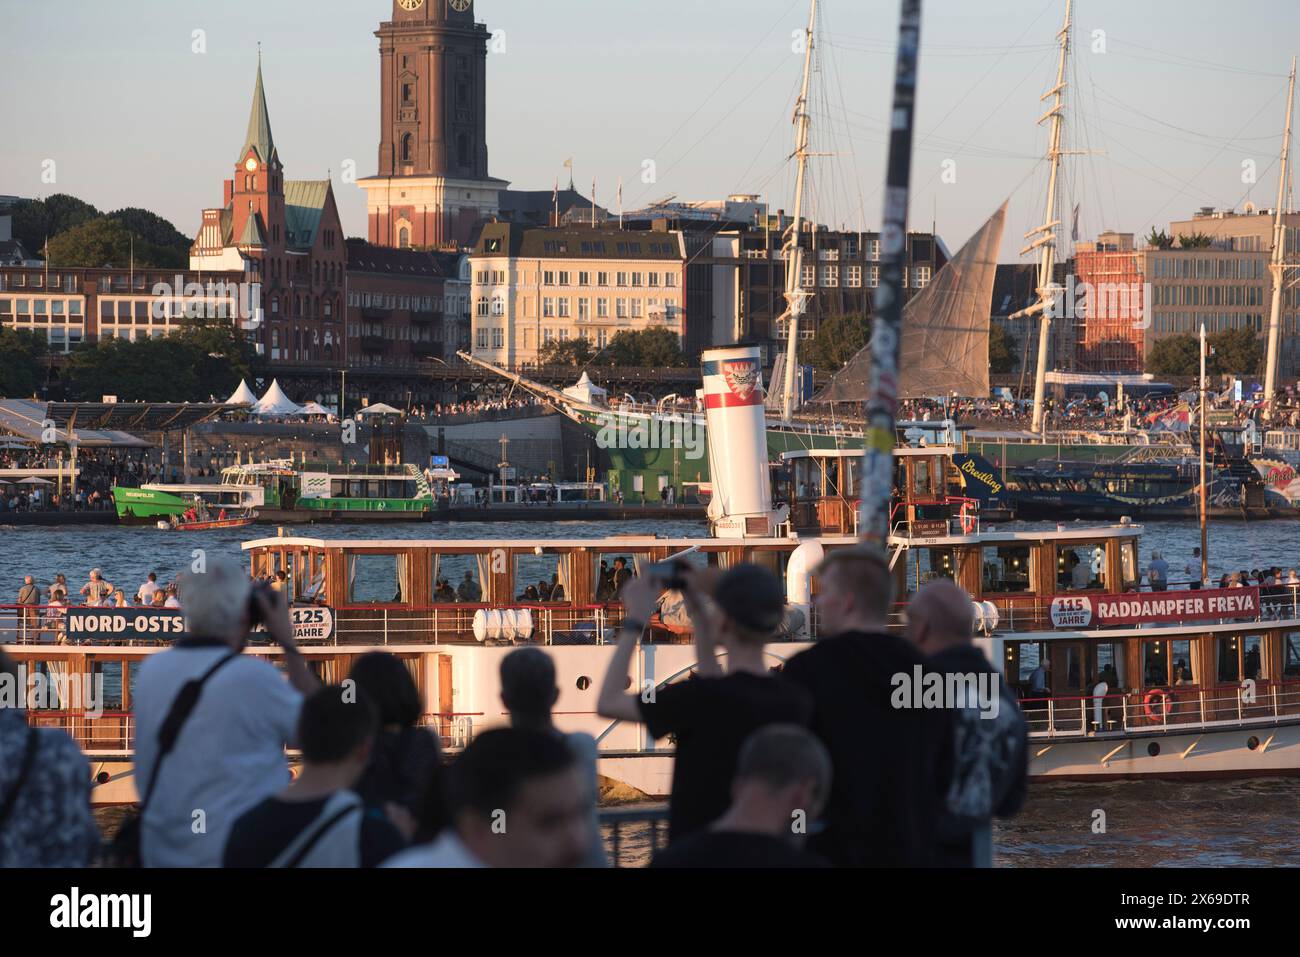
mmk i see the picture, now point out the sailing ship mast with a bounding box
[778,0,818,423]
[1022,0,1072,435]
[1262,57,1296,417]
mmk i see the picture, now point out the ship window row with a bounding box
[1008,633,1298,698]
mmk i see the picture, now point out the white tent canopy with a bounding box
[354,403,403,417]
[563,371,607,405]
[299,400,331,417]
[253,380,305,417]
[226,379,259,406]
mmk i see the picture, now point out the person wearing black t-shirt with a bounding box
[598,563,813,843]
[907,579,1027,868]
[224,686,407,868]
[652,723,831,868]
[781,550,953,867]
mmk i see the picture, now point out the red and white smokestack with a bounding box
[701,345,787,537]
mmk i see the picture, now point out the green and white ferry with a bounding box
[113,459,458,524]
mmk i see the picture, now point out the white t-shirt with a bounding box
[382,831,484,869]
[164,596,180,608]
[134,645,302,868]
[139,581,161,603]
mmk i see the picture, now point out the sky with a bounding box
[2,0,1298,261]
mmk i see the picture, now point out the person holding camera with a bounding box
[597,562,812,844]
[132,557,321,868]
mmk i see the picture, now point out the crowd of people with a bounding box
[1,550,1030,869]
[0,447,159,514]
[9,568,181,643]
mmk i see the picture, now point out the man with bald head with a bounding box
[907,579,1027,868]
[781,550,953,867]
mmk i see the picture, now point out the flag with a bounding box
[1071,203,1080,242]
[617,178,623,213]
[552,176,558,204]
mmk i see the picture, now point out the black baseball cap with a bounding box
[712,563,785,634]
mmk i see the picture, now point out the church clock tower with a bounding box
[360,0,507,250]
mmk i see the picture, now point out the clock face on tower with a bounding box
[449,0,471,11]
[397,0,423,11]
[245,158,258,172]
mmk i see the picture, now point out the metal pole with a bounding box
[859,0,922,555]
[1200,323,1208,586]
[1263,58,1295,416]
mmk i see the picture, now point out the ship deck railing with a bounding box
[1018,679,1300,741]
[0,602,645,647]
[3,585,1299,645]
[598,804,671,868]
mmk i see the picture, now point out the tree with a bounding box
[108,207,191,257]
[1144,227,1173,250]
[174,315,264,399]
[10,194,100,253]
[63,317,262,402]
[988,323,1016,375]
[601,327,687,367]
[65,337,198,401]
[45,217,185,268]
[1176,231,1213,249]
[1209,327,1262,377]
[1145,333,1199,377]
[805,314,870,372]
[536,337,595,366]
[0,328,50,398]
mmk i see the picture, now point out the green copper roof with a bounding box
[237,211,266,248]
[241,59,278,166]
[284,180,331,250]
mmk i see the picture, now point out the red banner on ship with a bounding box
[1049,586,1260,628]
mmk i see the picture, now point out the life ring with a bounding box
[959,501,976,534]
[1144,688,1170,722]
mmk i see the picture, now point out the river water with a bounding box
[8,514,1300,866]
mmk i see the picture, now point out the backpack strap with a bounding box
[274,792,364,868]
[138,651,239,812]
[0,726,39,834]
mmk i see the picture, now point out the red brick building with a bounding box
[359,0,507,249]
[190,59,348,368]
[345,240,471,373]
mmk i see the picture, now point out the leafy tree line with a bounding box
[0,328,51,398]
[10,194,192,268]
[1145,327,1263,378]
[0,317,263,402]
[535,327,688,368]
